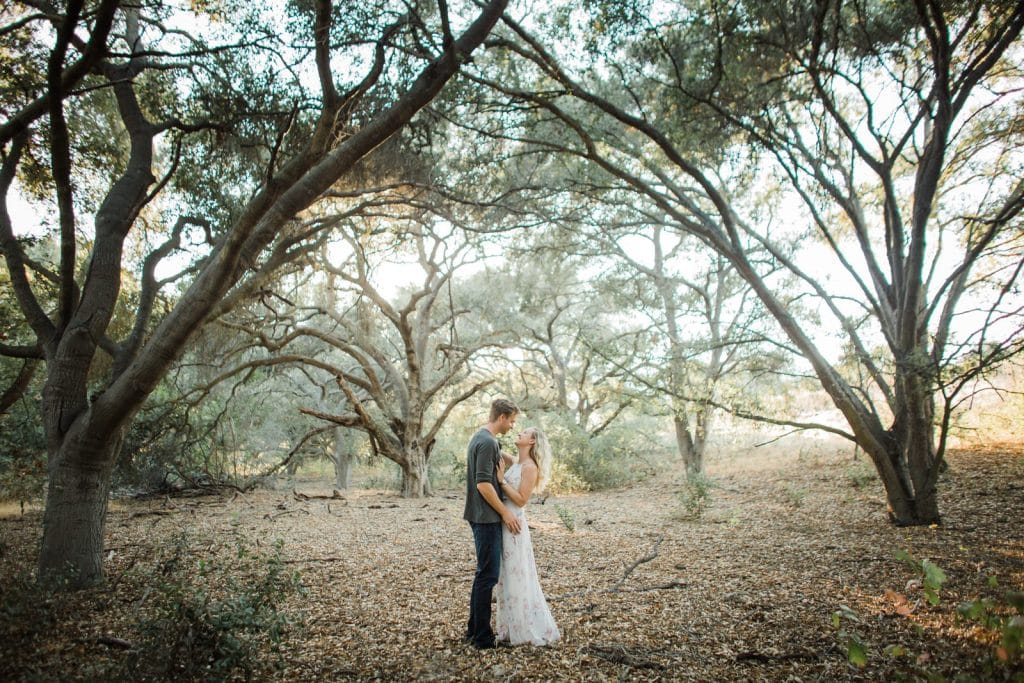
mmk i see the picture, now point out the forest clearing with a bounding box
[2,443,1021,682]
[3,1,1024,681]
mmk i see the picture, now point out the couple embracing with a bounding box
[463,398,560,649]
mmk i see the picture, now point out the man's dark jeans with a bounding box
[467,521,502,647]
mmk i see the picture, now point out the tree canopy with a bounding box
[1,0,1022,588]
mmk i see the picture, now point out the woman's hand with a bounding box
[501,509,521,534]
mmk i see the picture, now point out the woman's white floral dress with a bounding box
[495,463,561,646]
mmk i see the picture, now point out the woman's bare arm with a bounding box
[501,464,537,508]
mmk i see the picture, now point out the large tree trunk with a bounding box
[38,430,122,587]
[400,456,428,498]
[873,439,941,525]
[399,442,432,498]
[680,400,713,476]
[333,427,353,490]
[693,403,710,471]
[674,414,701,475]
[875,353,941,525]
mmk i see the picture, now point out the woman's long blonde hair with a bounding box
[526,427,552,494]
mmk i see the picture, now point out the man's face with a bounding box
[498,412,518,435]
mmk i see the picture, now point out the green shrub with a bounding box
[831,555,1021,677]
[677,472,713,520]
[555,505,576,532]
[361,460,402,491]
[845,461,878,490]
[0,570,63,646]
[110,534,305,682]
[428,449,465,490]
[784,484,807,508]
[559,428,661,491]
[957,580,1024,671]
[115,388,222,493]
[0,401,46,508]
[831,604,868,667]
[895,549,947,605]
[546,457,590,495]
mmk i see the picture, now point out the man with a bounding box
[464,398,522,649]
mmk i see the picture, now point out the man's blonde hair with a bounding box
[489,398,519,422]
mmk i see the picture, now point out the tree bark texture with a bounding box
[400,447,430,498]
[333,427,353,490]
[673,413,699,475]
[38,430,122,587]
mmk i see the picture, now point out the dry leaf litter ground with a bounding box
[1,444,1022,682]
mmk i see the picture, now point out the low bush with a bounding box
[845,461,879,490]
[0,401,47,509]
[106,533,305,682]
[555,504,576,532]
[0,571,62,647]
[677,472,714,520]
[957,579,1024,674]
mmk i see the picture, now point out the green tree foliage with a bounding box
[0,0,510,587]
[460,0,1024,524]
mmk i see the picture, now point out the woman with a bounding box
[494,427,561,646]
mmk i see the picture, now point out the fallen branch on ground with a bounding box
[734,648,824,662]
[293,489,346,501]
[74,635,134,650]
[283,557,348,564]
[618,580,687,593]
[562,580,688,607]
[552,533,669,601]
[610,534,665,591]
[128,509,176,519]
[582,644,664,670]
[265,509,310,520]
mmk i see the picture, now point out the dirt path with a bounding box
[2,446,1022,681]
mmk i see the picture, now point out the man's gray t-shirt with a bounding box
[463,427,504,523]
